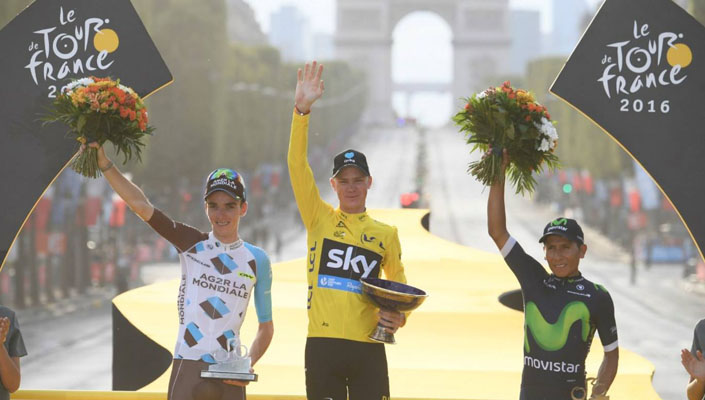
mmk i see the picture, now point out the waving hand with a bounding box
[294,61,324,114]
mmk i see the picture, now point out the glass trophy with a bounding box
[200,337,257,381]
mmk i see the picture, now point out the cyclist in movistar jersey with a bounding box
[91,144,273,400]
[487,150,618,400]
[288,61,407,400]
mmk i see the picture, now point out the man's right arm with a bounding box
[92,145,203,252]
[287,61,327,229]
[287,112,325,230]
[93,144,154,221]
[488,150,510,250]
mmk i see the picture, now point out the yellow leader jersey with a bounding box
[287,111,407,343]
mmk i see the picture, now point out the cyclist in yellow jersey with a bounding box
[288,61,407,400]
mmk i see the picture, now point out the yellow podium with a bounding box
[15,209,660,400]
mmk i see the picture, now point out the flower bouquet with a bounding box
[453,81,559,195]
[44,76,154,178]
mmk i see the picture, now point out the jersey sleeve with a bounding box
[594,286,619,352]
[247,244,273,323]
[146,208,207,253]
[382,226,407,284]
[501,236,549,287]
[691,318,705,354]
[287,111,332,230]
[6,311,27,358]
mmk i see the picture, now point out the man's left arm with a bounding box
[378,227,408,333]
[224,320,274,388]
[248,321,274,367]
[383,226,406,284]
[249,247,273,365]
[591,348,619,398]
[591,288,620,398]
[225,248,274,387]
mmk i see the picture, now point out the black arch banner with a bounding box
[550,0,705,261]
[0,0,172,269]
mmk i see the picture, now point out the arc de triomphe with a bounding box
[335,0,511,125]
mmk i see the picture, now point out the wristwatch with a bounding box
[294,104,309,116]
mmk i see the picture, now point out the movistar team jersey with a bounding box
[501,237,618,392]
[287,112,407,343]
[147,209,273,362]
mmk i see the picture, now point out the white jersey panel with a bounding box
[173,233,257,362]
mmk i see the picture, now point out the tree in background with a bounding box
[127,1,365,216]
[0,0,366,209]
[0,0,29,28]
[131,0,228,189]
[220,53,366,181]
[0,1,367,304]
[692,0,705,25]
[524,58,632,180]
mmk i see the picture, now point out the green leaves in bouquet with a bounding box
[507,150,559,195]
[42,78,154,178]
[42,95,81,131]
[453,85,560,196]
[77,114,88,134]
[99,110,153,165]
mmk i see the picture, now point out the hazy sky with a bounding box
[244,0,605,35]
[241,0,605,126]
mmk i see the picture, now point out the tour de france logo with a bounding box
[24,6,119,98]
[597,20,692,114]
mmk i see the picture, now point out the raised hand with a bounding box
[682,348,705,380]
[294,61,324,114]
[79,142,113,174]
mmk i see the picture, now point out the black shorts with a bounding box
[519,382,587,400]
[168,359,246,400]
[305,337,390,400]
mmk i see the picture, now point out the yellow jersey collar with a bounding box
[337,209,368,222]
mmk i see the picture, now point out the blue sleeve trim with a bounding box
[245,243,273,323]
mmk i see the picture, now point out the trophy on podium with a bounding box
[360,277,428,344]
[201,337,257,382]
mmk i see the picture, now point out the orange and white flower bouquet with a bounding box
[453,81,559,195]
[44,76,153,178]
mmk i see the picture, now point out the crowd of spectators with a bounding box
[533,164,701,284]
[0,163,296,309]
